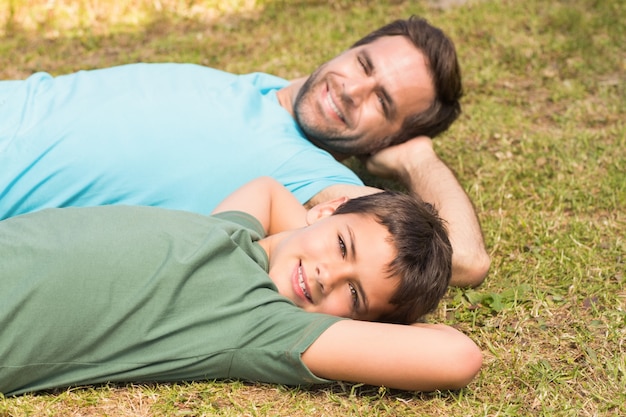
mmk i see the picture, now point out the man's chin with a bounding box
[300,129,349,154]
[328,150,351,161]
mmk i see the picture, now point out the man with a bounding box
[0,16,489,286]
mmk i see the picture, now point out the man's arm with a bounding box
[212,176,307,235]
[307,137,490,287]
[302,320,482,392]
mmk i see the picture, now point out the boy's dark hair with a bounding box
[351,16,463,151]
[333,191,452,324]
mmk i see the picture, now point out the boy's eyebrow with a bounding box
[348,225,356,261]
[358,282,370,316]
[362,50,397,121]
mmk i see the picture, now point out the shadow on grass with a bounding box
[1,0,429,80]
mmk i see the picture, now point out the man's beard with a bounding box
[293,68,370,157]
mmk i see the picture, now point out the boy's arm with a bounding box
[307,136,490,288]
[302,320,482,392]
[212,177,307,235]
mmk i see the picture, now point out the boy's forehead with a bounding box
[330,212,400,321]
[337,213,392,248]
[334,211,380,227]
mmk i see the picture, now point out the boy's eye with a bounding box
[349,283,359,309]
[338,236,347,258]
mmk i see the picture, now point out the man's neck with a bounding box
[277,76,350,162]
[276,77,307,117]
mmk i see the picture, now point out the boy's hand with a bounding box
[212,176,307,235]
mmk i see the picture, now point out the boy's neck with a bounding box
[257,230,289,262]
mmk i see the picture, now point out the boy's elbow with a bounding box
[405,325,483,392]
[445,339,483,390]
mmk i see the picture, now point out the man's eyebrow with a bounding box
[362,49,397,121]
[348,225,370,315]
[380,89,396,121]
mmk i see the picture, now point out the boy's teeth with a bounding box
[298,266,311,301]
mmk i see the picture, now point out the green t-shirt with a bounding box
[0,206,343,396]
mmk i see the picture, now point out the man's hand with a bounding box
[365,136,435,181]
[367,136,490,287]
[309,136,490,287]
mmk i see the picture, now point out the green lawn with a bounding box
[1,0,624,415]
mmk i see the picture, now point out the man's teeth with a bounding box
[298,266,312,302]
[326,92,344,121]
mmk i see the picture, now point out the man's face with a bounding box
[293,35,435,155]
[266,212,399,322]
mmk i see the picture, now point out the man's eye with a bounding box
[338,236,347,258]
[357,57,367,72]
[377,94,386,110]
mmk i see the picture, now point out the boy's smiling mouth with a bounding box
[297,262,313,303]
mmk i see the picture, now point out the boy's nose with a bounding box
[316,263,350,293]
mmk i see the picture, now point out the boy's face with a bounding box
[265,212,398,321]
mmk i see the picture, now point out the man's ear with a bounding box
[305,196,349,225]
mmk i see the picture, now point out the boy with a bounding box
[0,177,482,396]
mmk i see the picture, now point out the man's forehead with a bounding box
[353,35,421,61]
[358,36,435,116]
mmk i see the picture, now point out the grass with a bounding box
[1,0,625,415]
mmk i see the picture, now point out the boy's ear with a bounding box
[306,196,349,225]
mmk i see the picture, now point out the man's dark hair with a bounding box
[333,191,452,324]
[352,16,463,150]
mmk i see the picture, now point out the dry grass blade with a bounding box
[1,0,625,415]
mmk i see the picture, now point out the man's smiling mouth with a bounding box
[326,87,345,123]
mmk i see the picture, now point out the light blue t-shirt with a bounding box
[0,64,363,219]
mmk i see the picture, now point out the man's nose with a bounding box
[342,77,375,107]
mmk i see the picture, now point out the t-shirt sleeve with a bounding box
[271,147,365,205]
[212,210,266,238]
[228,310,344,385]
[210,210,347,385]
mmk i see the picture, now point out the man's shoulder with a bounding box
[238,72,289,92]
